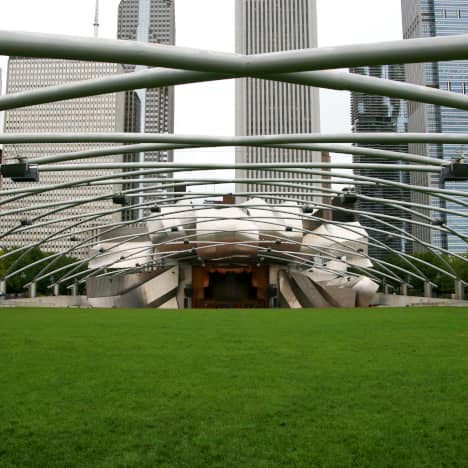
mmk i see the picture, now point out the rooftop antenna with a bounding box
[93,0,100,39]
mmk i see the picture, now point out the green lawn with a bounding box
[0,307,467,467]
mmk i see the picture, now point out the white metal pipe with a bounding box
[29,141,444,167]
[2,131,468,145]
[36,162,440,172]
[9,195,460,287]
[3,63,468,121]
[2,30,468,74]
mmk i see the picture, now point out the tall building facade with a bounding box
[0,58,125,258]
[117,0,175,170]
[235,0,321,204]
[402,0,468,253]
[0,67,3,184]
[350,64,412,260]
[121,90,142,221]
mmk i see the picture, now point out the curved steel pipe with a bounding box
[2,30,468,74]
[2,131,468,145]
[9,195,459,290]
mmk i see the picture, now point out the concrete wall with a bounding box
[88,266,179,308]
[87,271,159,298]
[0,296,89,308]
[3,293,466,310]
[372,293,468,308]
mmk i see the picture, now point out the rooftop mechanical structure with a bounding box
[0,29,466,307]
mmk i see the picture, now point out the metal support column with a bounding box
[455,280,465,301]
[401,283,409,296]
[424,282,433,299]
[28,282,37,298]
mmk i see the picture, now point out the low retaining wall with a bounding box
[372,293,468,308]
[0,296,89,308]
[3,293,466,309]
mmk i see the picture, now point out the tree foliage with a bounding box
[380,250,468,295]
[0,248,86,295]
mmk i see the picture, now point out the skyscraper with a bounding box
[117,0,175,170]
[350,64,412,260]
[0,58,125,258]
[0,67,3,183]
[235,0,321,204]
[401,0,468,253]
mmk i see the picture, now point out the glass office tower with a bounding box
[402,0,468,253]
[350,64,412,260]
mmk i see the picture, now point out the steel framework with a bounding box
[0,30,466,300]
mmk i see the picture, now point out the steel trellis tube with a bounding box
[3,66,468,120]
[3,131,468,145]
[2,30,468,74]
[3,193,463,289]
[0,30,466,298]
[29,142,444,167]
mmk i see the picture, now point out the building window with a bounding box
[447,81,452,91]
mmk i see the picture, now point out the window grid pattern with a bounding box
[117,0,175,194]
[1,58,125,258]
[235,0,321,204]
[402,0,468,253]
[350,64,413,259]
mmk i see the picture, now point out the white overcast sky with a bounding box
[0,0,403,188]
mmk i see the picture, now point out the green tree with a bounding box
[451,252,468,283]
[380,250,468,296]
[0,247,86,295]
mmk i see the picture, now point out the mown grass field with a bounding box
[0,307,467,467]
